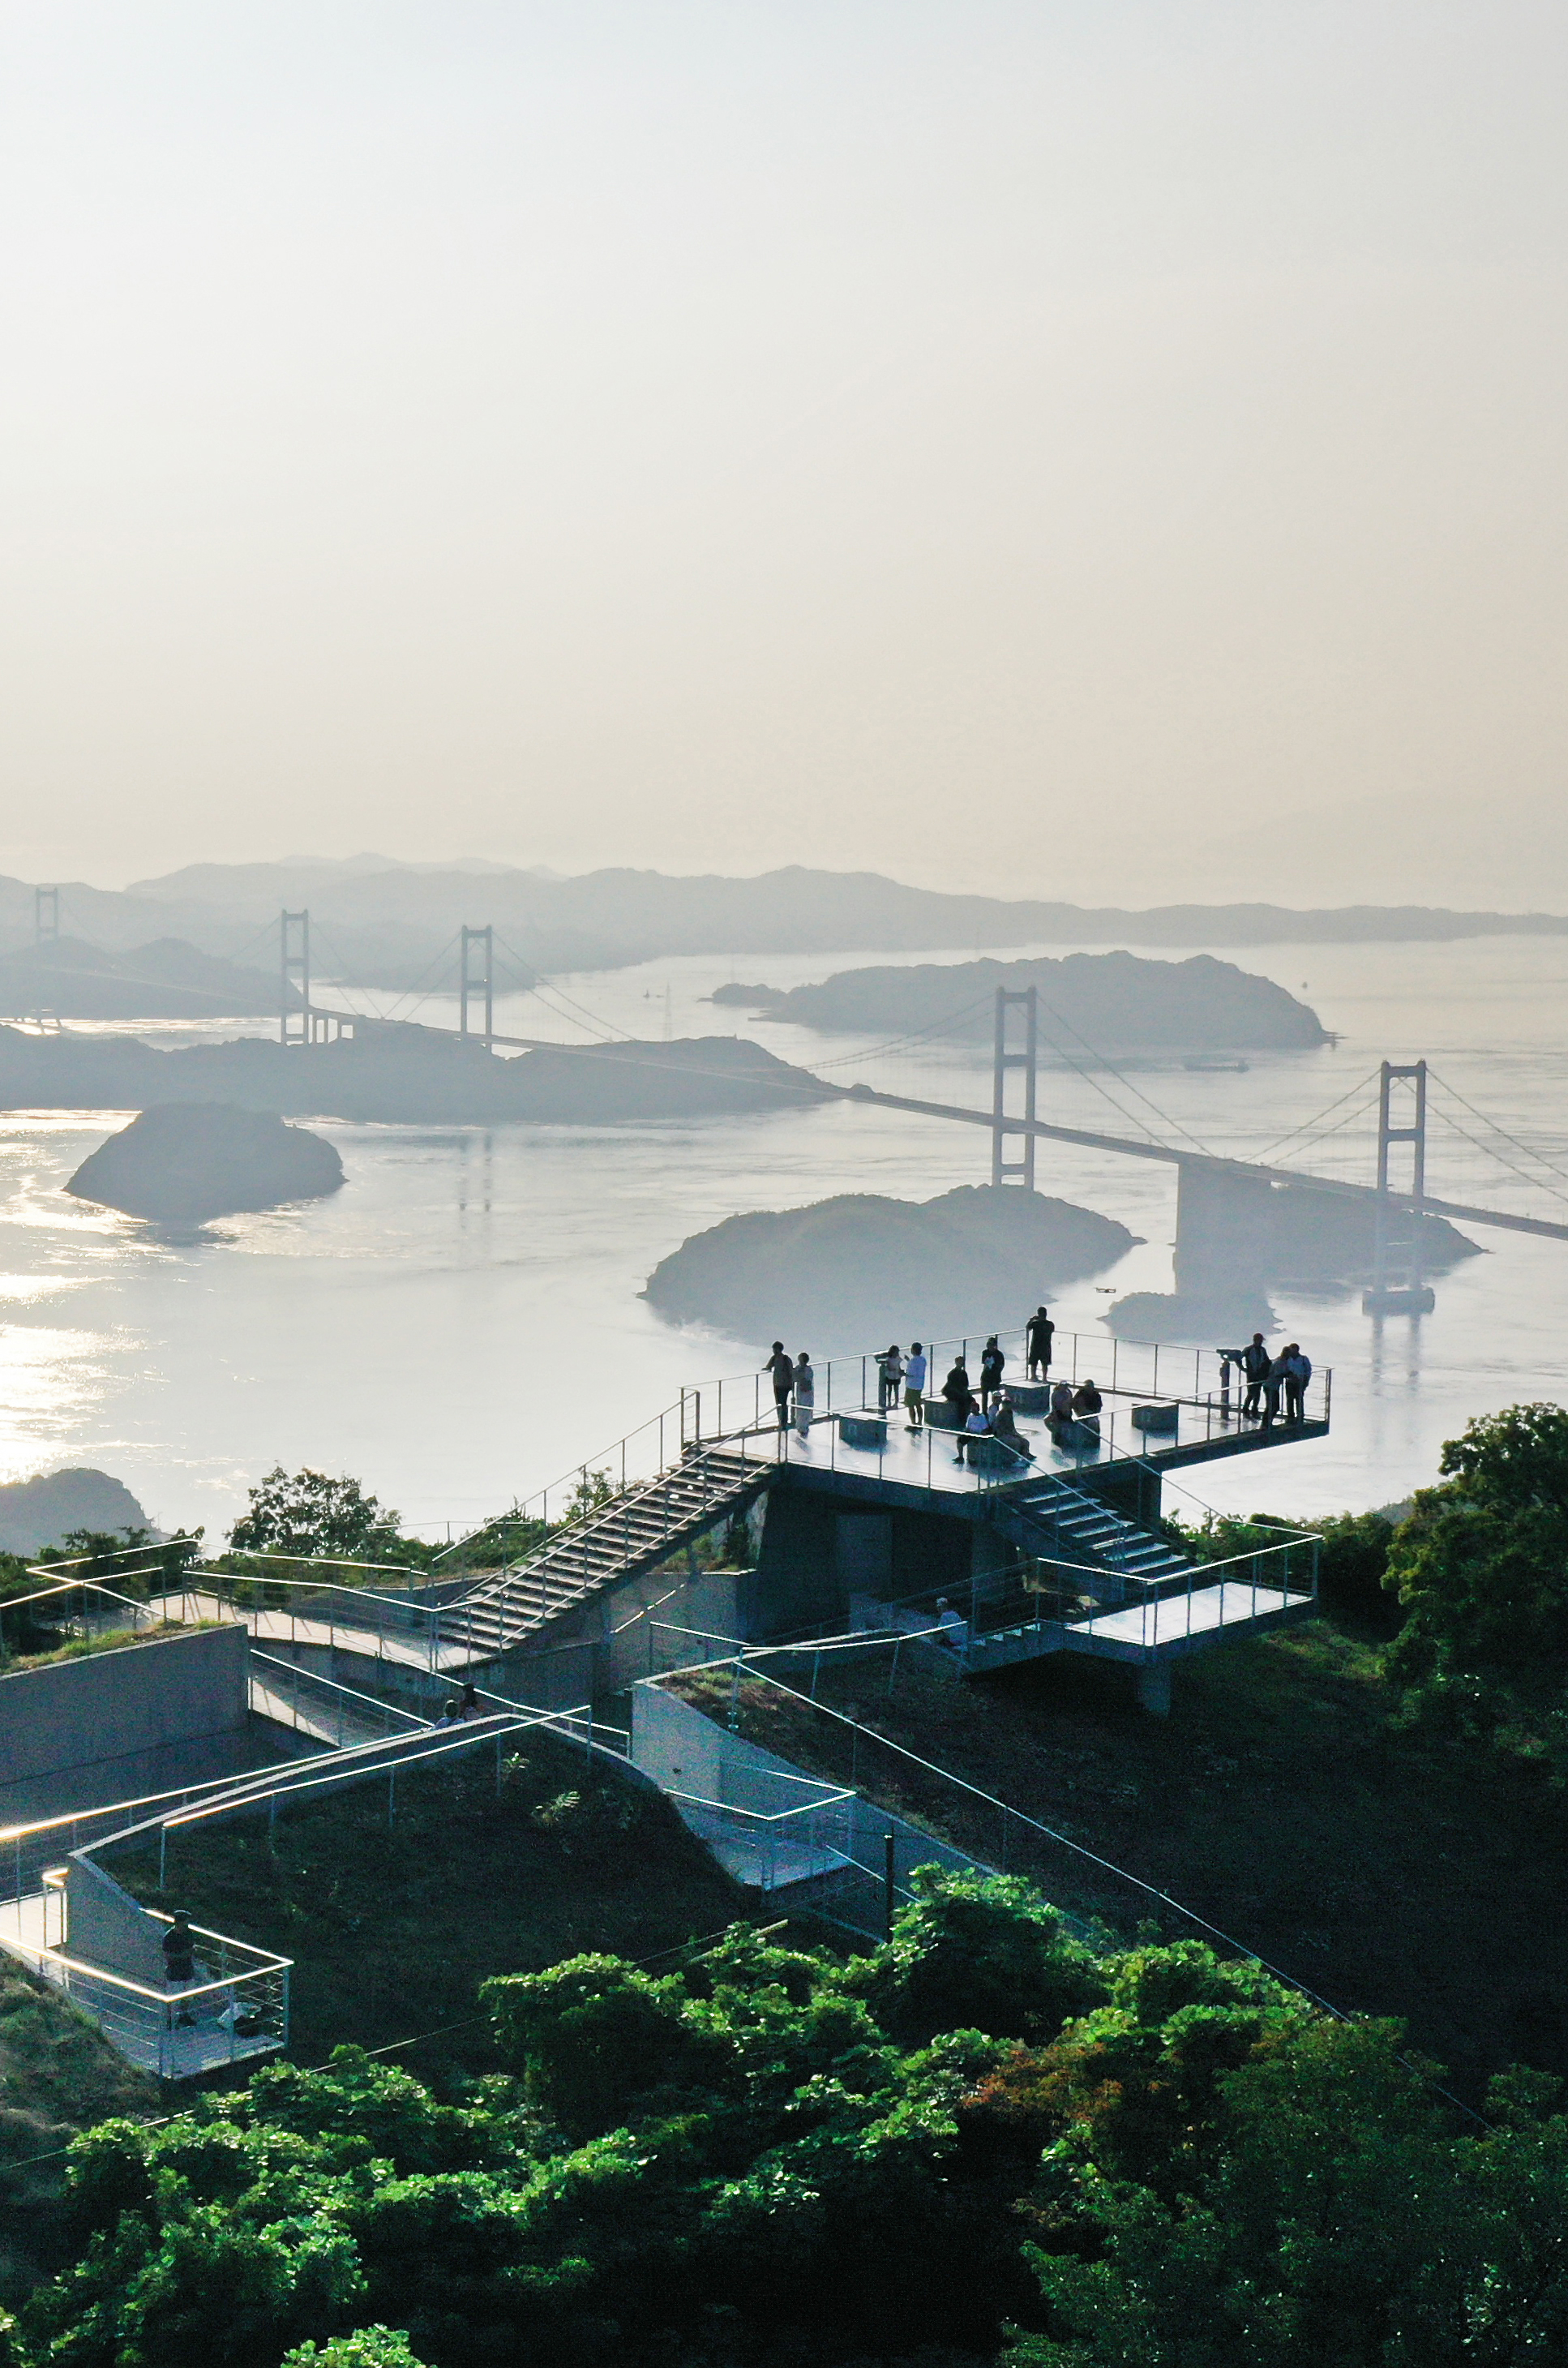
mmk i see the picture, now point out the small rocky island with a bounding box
[645,1182,1138,1351]
[713,950,1330,1051]
[66,1104,345,1224]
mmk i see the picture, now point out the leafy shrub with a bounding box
[18,1875,1568,2368]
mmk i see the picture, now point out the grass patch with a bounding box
[671,1619,1568,2101]
[1,1618,220,1674]
[109,1727,752,2080]
[0,1956,156,2305]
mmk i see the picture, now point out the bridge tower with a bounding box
[459,926,494,1053]
[1364,1059,1434,1314]
[33,886,59,944]
[281,910,311,1047]
[991,987,1038,1189]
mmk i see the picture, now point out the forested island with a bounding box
[66,1105,345,1224]
[0,1027,831,1126]
[645,1182,1137,1348]
[0,937,279,1021]
[713,949,1329,1050]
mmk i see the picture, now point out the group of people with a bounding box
[874,1341,930,1426]
[765,1343,818,1439]
[762,1306,1098,1458]
[1224,1333,1313,1428]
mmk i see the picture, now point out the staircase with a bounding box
[988,1474,1194,1603]
[877,1472,1313,1675]
[437,1447,766,1660]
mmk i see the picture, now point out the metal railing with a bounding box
[15,1323,1329,1676]
[425,1322,1332,1568]
[861,1525,1317,1666]
[641,1652,1354,2001]
[9,1903,291,2083]
[249,1652,431,1747]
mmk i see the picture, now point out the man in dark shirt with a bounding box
[163,1910,197,2027]
[979,1336,1005,1406]
[1239,1332,1270,1419]
[765,1342,794,1431]
[1026,1306,1055,1379]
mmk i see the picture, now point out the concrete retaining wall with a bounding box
[0,1623,250,1791]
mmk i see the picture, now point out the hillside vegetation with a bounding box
[10,1877,1568,2366]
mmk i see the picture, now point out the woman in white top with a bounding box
[793,1351,815,1439]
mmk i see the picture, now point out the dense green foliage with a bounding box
[1170,1506,1400,1626]
[1386,1402,1568,1775]
[16,1873,1568,2368]
[0,1959,154,2306]
[229,1470,409,1565]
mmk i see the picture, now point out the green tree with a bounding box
[282,2327,428,2366]
[1385,1402,1568,1773]
[229,1470,402,1564]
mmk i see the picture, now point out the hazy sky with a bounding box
[2,2,1565,904]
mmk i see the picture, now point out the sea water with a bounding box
[0,932,1565,1542]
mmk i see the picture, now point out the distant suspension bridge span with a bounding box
[271,909,1568,1315]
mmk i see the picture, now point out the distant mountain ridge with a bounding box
[0,862,1563,994]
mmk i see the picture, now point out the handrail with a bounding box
[640,1657,1355,2021]
[16,1941,290,2008]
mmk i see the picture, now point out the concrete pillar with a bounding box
[1137,1660,1172,1716]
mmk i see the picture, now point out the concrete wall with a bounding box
[64,1855,169,1986]
[0,1622,250,1791]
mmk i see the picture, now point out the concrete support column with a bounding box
[1137,1661,1172,1716]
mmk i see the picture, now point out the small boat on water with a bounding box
[1182,1056,1250,1072]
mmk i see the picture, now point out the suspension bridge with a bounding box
[259,903,1568,1316]
[21,886,1568,1312]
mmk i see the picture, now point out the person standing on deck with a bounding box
[980,1336,1006,1407]
[163,1910,198,2028]
[1283,1344,1311,1425]
[1262,1347,1291,1431]
[1239,1332,1270,1418]
[765,1342,794,1432]
[903,1341,928,1430]
[1026,1306,1055,1379]
[878,1345,904,1412]
[794,1352,816,1439]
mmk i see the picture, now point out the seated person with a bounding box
[934,1595,969,1649]
[1047,1378,1076,1437]
[988,1392,1033,1459]
[957,1402,992,1463]
[1069,1376,1103,1444]
[941,1359,973,1423]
